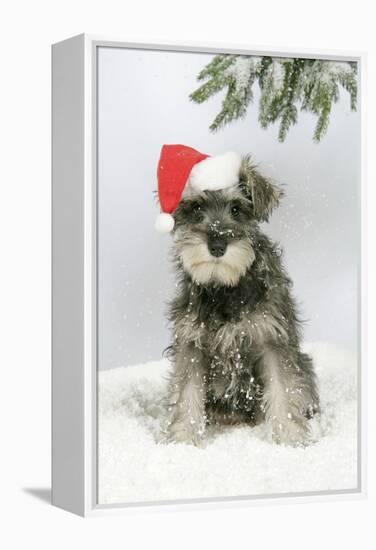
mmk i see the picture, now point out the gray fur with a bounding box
[162,156,319,447]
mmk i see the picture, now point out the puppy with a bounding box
[157,147,319,447]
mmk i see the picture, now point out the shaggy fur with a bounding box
[162,156,320,447]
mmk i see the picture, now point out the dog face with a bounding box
[173,157,282,287]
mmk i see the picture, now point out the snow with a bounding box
[271,59,285,89]
[226,56,261,95]
[98,342,358,505]
[229,57,254,87]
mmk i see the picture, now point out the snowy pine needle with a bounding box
[190,56,357,142]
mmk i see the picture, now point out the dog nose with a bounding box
[208,238,227,257]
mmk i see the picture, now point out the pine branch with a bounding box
[190,55,358,142]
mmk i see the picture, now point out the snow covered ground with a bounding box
[98,342,358,505]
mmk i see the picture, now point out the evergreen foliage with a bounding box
[190,55,357,142]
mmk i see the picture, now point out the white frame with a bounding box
[52,33,367,517]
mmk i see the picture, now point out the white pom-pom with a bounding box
[155,212,175,233]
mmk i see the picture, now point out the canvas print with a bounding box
[96,47,359,505]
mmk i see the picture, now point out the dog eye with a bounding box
[190,201,204,221]
[231,204,241,218]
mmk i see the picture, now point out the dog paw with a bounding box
[162,420,205,447]
[269,416,312,447]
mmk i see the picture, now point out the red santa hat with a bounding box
[155,144,242,232]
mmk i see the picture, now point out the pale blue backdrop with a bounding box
[97,47,359,370]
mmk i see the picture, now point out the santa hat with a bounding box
[155,144,242,232]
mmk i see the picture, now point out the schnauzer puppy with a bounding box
[163,155,319,447]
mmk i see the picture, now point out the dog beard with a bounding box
[175,231,255,287]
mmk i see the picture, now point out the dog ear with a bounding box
[239,155,283,222]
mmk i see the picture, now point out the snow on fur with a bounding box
[98,342,358,504]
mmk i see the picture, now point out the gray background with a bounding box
[98,46,360,370]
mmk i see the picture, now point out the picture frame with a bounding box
[52,34,366,517]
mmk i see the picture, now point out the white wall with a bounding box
[98,47,359,369]
[2,0,375,547]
